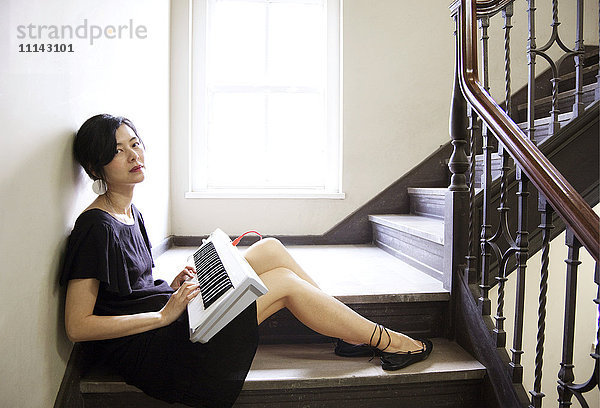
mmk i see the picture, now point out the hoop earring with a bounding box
[92,179,108,195]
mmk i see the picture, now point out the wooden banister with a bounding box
[454,0,599,262]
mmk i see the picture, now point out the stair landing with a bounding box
[154,244,449,304]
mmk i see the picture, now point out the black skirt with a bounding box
[101,302,258,408]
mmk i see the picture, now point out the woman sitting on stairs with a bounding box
[61,114,433,408]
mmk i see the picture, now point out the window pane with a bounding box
[268,2,325,87]
[197,0,338,193]
[266,92,326,187]
[207,92,266,187]
[209,1,266,85]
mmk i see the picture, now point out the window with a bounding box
[188,0,343,198]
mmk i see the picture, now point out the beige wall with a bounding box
[169,0,456,236]
[0,0,170,406]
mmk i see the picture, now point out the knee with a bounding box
[263,267,307,296]
[258,237,285,252]
[247,237,285,259]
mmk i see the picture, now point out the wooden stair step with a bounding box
[515,111,575,144]
[407,187,447,219]
[368,215,444,245]
[555,62,599,89]
[516,82,598,113]
[368,215,445,285]
[80,340,486,408]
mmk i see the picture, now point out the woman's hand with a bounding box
[170,265,196,290]
[159,281,200,326]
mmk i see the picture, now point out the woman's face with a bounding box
[102,124,145,189]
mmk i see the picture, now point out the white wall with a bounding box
[170,0,456,236]
[0,0,170,406]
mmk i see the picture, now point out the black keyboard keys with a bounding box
[193,242,234,309]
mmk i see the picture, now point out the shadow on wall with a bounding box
[52,129,92,359]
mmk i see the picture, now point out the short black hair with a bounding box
[73,114,144,181]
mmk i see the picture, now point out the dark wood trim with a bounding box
[53,344,85,408]
[236,380,484,408]
[452,272,529,408]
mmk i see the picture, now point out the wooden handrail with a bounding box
[455,0,599,262]
[463,0,514,17]
[450,0,513,19]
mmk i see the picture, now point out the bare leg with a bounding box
[244,238,320,289]
[256,267,423,354]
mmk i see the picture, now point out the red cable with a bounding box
[232,230,263,246]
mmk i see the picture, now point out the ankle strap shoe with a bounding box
[334,339,376,357]
[380,337,433,371]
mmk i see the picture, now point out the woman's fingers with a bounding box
[185,284,200,300]
[170,267,197,290]
[171,282,198,303]
[161,282,201,325]
[182,281,200,295]
[179,266,196,283]
[187,287,200,300]
[183,266,196,279]
[177,281,198,295]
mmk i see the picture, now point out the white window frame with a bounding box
[186,0,344,199]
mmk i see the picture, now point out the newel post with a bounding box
[445,11,470,292]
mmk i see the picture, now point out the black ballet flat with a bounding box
[334,339,375,357]
[380,337,433,371]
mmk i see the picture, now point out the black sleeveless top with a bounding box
[60,204,259,407]
[60,204,174,316]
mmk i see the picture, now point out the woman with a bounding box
[61,114,432,407]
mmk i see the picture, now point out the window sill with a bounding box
[185,190,346,199]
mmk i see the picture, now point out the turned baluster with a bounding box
[529,196,554,408]
[572,0,585,116]
[557,229,582,407]
[464,105,480,285]
[510,168,529,383]
[527,0,537,142]
[478,14,492,317]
